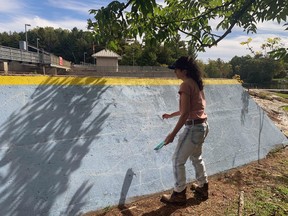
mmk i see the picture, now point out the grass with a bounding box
[273,78,288,81]
[223,149,288,216]
[251,91,272,100]
[248,89,288,102]
[282,106,288,111]
[275,92,288,99]
[275,92,288,111]
[243,187,288,216]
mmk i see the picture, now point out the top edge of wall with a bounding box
[0,76,240,86]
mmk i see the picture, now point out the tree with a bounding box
[165,34,188,60]
[137,42,159,66]
[244,58,280,82]
[88,0,287,53]
[156,44,174,65]
[241,37,285,58]
[205,58,232,78]
[0,26,193,65]
[0,27,98,64]
[229,55,283,83]
[230,55,252,80]
[0,32,22,48]
[197,60,208,78]
[120,41,142,65]
[240,37,287,79]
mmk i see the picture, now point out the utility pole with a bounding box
[84,52,87,64]
[25,24,31,51]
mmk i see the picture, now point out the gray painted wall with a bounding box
[0,83,286,216]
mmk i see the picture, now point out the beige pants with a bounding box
[172,122,209,192]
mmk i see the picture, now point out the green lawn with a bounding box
[275,92,288,99]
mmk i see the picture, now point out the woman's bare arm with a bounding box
[162,111,181,119]
[164,93,190,144]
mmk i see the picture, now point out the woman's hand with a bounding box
[164,133,176,145]
[162,111,180,119]
[162,113,171,119]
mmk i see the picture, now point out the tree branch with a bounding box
[179,0,257,49]
[209,0,256,46]
[119,0,133,13]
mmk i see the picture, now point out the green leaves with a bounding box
[269,48,288,61]
[209,0,223,7]
[88,1,128,48]
[88,0,287,57]
[130,0,156,16]
[284,23,288,31]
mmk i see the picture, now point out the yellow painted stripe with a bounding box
[0,76,240,86]
[204,79,240,85]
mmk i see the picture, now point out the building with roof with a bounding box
[92,49,121,72]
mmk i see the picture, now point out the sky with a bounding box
[0,0,287,62]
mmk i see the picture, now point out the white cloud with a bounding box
[156,0,166,7]
[32,16,88,30]
[198,38,249,62]
[257,21,287,32]
[0,15,88,33]
[0,17,28,33]
[47,0,103,14]
[193,16,288,62]
[0,0,23,11]
[0,0,100,33]
[198,32,288,62]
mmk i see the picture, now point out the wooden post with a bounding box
[3,61,9,75]
[238,191,244,216]
[42,66,46,75]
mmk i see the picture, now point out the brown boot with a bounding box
[160,188,187,205]
[191,183,208,200]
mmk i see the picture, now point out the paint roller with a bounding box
[154,141,166,150]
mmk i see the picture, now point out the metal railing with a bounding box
[0,45,43,63]
[69,65,175,78]
[0,45,71,69]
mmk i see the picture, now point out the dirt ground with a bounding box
[83,89,288,216]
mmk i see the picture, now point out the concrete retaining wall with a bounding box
[0,76,286,216]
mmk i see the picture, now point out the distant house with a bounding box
[92,49,121,72]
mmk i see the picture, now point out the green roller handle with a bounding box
[154,141,165,150]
